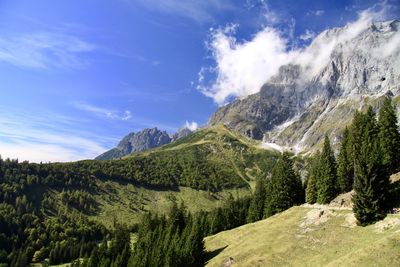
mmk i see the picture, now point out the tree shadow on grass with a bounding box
[204,245,228,263]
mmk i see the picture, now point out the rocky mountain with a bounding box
[209,20,400,153]
[96,127,193,160]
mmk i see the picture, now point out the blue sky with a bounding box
[0,0,398,162]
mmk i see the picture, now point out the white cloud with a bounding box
[72,102,132,121]
[128,0,234,23]
[261,1,281,25]
[185,121,199,131]
[197,25,297,104]
[310,10,325,16]
[198,7,391,104]
[299,30,316,41]
[0,32,96,69]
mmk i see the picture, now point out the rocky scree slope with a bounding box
[209,20,400,152]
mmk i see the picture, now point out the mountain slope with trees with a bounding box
[0,125,280,266]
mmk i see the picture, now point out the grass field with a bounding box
[85,179,251,228]
[205,206,400,267]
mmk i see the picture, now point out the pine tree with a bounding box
[246,178,266,223]
[305,152,320,204]
[337,127,354,193]
[352,107,390,225]
[378,97,400,174]
[316,136,337,204]
[264,152,304,217]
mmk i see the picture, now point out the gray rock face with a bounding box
[117,128,171,154]
[209,20,400,151]
[171,127,193,141]
[96,127,193,160]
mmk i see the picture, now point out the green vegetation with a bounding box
[70,196,251,267]
[0,125,277,266]
[316,136,338,204]
[2,102,399,266]
[352,107,390,225]
[205,206,400,267]
[305,152,320,204]
[378,98,400,175]
[246,178,266,223]
[337,127,354,193]
[264,152,304,217]
[305,99,399,225]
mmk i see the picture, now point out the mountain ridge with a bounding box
[209,19,400,152]
[96,126,193,160]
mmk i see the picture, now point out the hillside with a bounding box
[0,125,278,229]
[119,125,279,189]
[1,125,279,265]
[205,206,400,267]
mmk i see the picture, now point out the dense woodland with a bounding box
[0,98,399,266]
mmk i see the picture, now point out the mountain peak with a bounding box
[209,19,400,152]
[96,127,193,160]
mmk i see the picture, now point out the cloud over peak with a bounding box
[185,121,199,131]
[198,6,394,105]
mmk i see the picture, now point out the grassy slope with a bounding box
[124,125,278,189]
[56,125,276,228]
[86,180,250,228]
[205,206,400,267]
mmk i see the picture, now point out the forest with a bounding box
[1,99,399,266]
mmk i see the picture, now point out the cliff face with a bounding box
[209,20,400,152]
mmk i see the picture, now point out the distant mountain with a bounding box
[209,20,400,152]
[96,127,193,160]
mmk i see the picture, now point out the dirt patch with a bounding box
[329,191,354,209]
[374,217,400,233]
[299,208,335,231]
[390,172,400,183]
[221,257,235,267]
[341,213,357,228]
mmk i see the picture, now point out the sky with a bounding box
[0,0,399,162]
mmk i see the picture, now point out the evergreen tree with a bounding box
[378,97,400,174]
[264,152,304,217]
[352,107,390,225]
[337,127,354,193]
[316,136,337,204]
[247,178,266,222]
[305,152,320,204]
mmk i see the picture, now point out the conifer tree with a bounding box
[316,136,337,204]
[246,178,266,222]
[305,152,320,204]
[264,152,304,217]
[337,127,354,193]
[378,97,400,174]
[352,107,390,225]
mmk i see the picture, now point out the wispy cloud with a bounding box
[308,10,325,16]
[299,30,316,41]
[0,111,113,162]
[72,102,132,121]
[0,31,96,69]
[127,0,234,23]
[184,121,199,131]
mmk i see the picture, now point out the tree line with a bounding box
[246,98,400,226]
[305,98,399,225]
[70,195,252,267]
